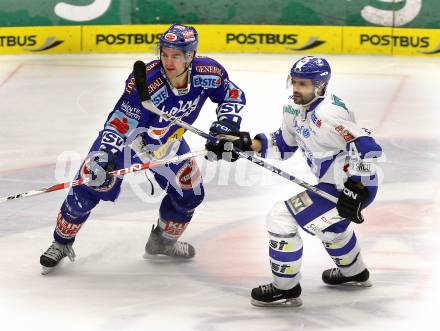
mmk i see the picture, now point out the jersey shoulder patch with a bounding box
[319,94,352,122]
[145,60,161,73]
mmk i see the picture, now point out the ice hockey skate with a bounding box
[40,241,76,275]
[251,283,302,307]
[322,268,372,287]
[143,224,195,259]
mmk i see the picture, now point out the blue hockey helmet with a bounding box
[289,56,331,89]
[159,24,198,54]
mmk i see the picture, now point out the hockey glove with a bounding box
[206,120,241,162]
[208,120,240,136]
[205,131,252,162]
[84,150,116,190]
[336,179,370,224]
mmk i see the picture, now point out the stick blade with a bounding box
[133,60,149,101]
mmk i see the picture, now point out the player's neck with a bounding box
[169,74,188,89]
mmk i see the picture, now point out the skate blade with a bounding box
[40,259,67,275]
[143,252,194,261]
[41,266,55,275]
[326,280,373,287]
[251,297,303,308]
[353,280,372,287]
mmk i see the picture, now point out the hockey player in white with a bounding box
[207,56,382,307]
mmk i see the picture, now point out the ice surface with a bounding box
[0,53,439,331]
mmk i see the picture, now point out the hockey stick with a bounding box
[0,149,207,204]
[133,61,338,204]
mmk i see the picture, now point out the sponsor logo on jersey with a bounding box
[270,132,278,147]
[224,82,243,102]
[151,128,185,159]
[147,126,169,140]
[270,261,295,275]
[348,159,375,176]
[269,239,293,252]
[146,61,160,72]
[55,212,83,240]
[333,257,350,266]
[320,216,334,225]
[287,191,313,215]
[304,222,321,234]
[110,117,129,135]
[148,76,165,95]
[335,125,355,142]
[362,127,372,135]
[294,121,310,138]
[176,158,201,190]
[194,65,224,77]
[193,75,221,88]
[311,112,322,127]
[106,111,138,136]
[151,85,168,106]
[147,124,185,141]
[283,104,300,116]
[167,95,201,119]
[101,130,125,152]
[120,101,141,120]
[159,220,189,240]
[356,162,372,173]
[95,33,161,45]
[125,77,135,94]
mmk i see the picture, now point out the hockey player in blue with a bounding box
[39,24,247,274]
[207,56,382,307]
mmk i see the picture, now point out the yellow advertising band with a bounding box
[1,25,439,56]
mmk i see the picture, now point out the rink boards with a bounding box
[0,24,439,56]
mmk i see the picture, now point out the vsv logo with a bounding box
[217,103,245,115]
[54,0,112,22]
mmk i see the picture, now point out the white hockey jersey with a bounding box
[255,92,382,190]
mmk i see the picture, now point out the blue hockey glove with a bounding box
[205,131,252,162]
[84,150,116,189]
[336,179,370,224]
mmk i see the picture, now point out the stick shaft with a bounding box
[141,99,338,204]
[0,150,207,204]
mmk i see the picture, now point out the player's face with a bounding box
[291,77,315,105]
[160,47,189,79]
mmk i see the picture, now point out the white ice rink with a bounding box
[0,52,439,330]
